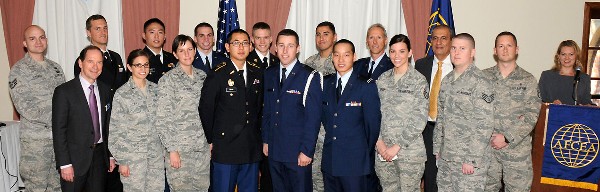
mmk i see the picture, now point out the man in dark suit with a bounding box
[74,15,129,95]
[247,22,279,70]
[354,23,393,81]
[414,24,453,192]
[200,29,263,192]
[262,29,322,192]
[321,39,381,192]
[141,18,178,84]
[53,45,116,192]
[192,22,228,73]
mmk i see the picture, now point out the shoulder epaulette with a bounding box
[302,64,316,71]
[247,61,260,69]
[214,62,227,71]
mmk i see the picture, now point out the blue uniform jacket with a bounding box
[262,61,322,163]
[354,54,393,80]
[192,50,228,74]
[321,71,381,176]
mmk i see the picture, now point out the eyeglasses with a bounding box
[229,41,251,47]
[131,63,150,68]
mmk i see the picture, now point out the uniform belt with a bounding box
[90,142,103,149]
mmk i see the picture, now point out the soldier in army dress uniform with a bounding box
[375,34,428,192]
[109,50,165,191]
[156,35,209,191]
[200,29,264,192]
[9,25,65,192]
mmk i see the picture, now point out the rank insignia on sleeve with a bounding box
[9,78,17,89]
[481,93,494,103]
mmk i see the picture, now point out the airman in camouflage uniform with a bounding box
[434,33,494,192]
[156,65,209,191]
[306,21,338,192]
[9,25,64,192]
[375,67,428,192]
[483,32,540,192]
[109,78,165,191]
[305,53,335,76]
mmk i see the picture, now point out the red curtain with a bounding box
[1,0,34,68]
[121,0,180,55]
[1,0,35,120]
[245,0,293,53]
[402,0,433,60]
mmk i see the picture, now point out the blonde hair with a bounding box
[552,40,582,71]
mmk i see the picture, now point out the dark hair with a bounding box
[194,22,213,36]
[144,18,165,32]
[78,45,102,62]
[316,21,336,34]
[389,34,411,51]
[432,24,454,37]
[172,34,196,52]
[333,39,355,53]
[127,49,151,65]
[276,29,299,45]
[252,22,271,32]
[495,31,517,47]
[86,15,106,30]
[227,29,251,43]
[454,33,475,48]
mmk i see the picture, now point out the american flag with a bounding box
[216,0,240,55]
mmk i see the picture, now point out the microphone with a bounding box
[574,65,582,82]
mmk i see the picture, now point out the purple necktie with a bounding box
[89,85,101,143]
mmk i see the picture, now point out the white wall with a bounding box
[453,0,599,79]
[0,7,13,121]
[179,0,246,38]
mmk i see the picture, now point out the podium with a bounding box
[532,104,600,192]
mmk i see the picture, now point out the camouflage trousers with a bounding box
[437,159,489,192]
[375,159,424,192]
[484,143,532,192]
[312,127,325,192]
[20,138,60,192]
[121,154,166,191]
[165,150,211,191]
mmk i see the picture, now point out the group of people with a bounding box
[8,13,593,192]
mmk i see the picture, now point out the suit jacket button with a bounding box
[276,99,280,103]
[222,133,225,136]
[275,123,278,126]
[246,111,250,115]
[246,120,249,124]
[333,125,337,128]
[275,112,279,115]
[333,137,336,140]
[334,113,337,117]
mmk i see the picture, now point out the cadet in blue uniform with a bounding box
[354,24,393,81]
[321,39,382,192]
[262,29,322,192]
[192,22,228,73]
[200,29,264,192]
